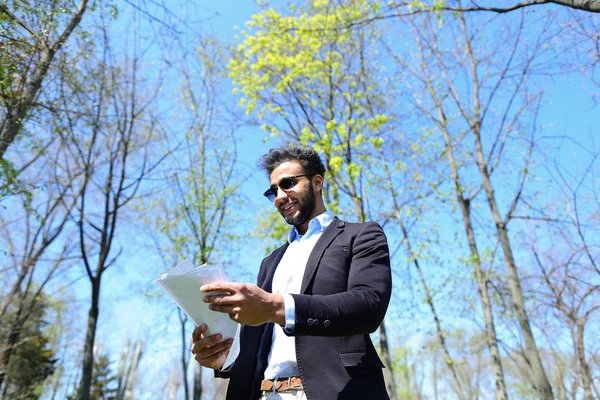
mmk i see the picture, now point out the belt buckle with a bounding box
[271,379,277,394]
[273,377,292,393]
[268,376,299,393]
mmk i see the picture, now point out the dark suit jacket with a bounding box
[218,218,392,400]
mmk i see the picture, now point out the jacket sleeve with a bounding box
[289,221,392,337]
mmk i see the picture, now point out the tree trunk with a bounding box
[457,196,508,400]
[379,145,466,398]
[193,363,202,400]
[414,14,509,393]
[0,0,89,160]
[0,262,31,320]
[78,278,100,400]
[551,0,600,12]
[179,311,190,400]
[451,0,600,13]
[379,320,397,400]
[472,129,553,399]
[554,354,568,400]
[122,341,142,399]
[0,48,50,160]
[575,323,594,400]
[396,214,465,400]
[438,121,508,400]
[168,369,179,400]
[350,193,398,400]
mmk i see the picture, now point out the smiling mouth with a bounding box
[280,201,297,215]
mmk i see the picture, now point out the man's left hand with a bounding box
[201,282,285,326]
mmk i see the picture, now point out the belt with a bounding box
[260,377,303,392]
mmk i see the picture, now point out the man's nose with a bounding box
[274,187,288,205]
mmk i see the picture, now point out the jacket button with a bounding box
[307,318,314,326]
[324,320,330,327]
[313,319,320,327]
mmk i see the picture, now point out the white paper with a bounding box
[154,259,240,368]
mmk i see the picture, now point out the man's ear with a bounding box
[312,174,324,192]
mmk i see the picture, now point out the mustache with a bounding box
[279,199,295,211]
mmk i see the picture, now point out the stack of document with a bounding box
[154,259,240,367]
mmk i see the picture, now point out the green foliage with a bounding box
[229,1,393,220]
[142,36,245,271]
[0,0,92,99]
[0,158,21,199]
[1,298,57,399]
[69,352,118,400]
[390,346,422,399]
[255,209,291,255]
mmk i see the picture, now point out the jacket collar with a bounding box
[301,217,344,293]
[261,217,345,294]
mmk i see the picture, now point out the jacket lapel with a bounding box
[300,218,344,293]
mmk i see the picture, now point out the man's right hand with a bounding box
[191,324,233,370]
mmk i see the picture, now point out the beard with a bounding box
[281,184,316,227]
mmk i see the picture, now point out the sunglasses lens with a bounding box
[263,175,310,202]
[279,177,295,190]
[263,187,276,201]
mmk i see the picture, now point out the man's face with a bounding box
[269,161,316,227]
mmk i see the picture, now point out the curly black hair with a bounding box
[258,143,326,177]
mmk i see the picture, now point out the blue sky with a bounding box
[39,2,599,399]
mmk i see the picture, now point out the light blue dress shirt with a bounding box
[263,211,334,380]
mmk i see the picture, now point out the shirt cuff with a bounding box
[283,294,295,334]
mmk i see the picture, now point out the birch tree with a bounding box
[145,37,245,400]
[0,0,91,161]
[52,19,167,399]
[0,140,82,391]
[382,9,559,398]
[526,151,600,399]
[228,3,400,397]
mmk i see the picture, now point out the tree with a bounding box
[526,151,600,400]
[115,340,143,400]
[382,9,557,398]
[0,143,81,390]
[52,18,167,400]
[334,0,600,31]
[0,0,91,161]
[228,2,398,396]
[89,353,117,400]
[374,121,468,398]
[145,36,245,400]
[69,350,118,400]
[391,346,425,400]
[0,294,56,399]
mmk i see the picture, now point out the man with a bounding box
[191,144,392,400]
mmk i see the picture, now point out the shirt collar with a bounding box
[288,211,334,243]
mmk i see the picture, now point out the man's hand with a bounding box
[201,282,285,326]
[191,324,232,370]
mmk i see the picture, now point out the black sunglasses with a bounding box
[263,174,313,202]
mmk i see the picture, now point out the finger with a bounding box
[204,293,240,304]
[208,304,236,314]
[200,281,238,293]
[191,324,207,342]
[195,340,232,363]
[191,333,225,354]
[194,338,233,359]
